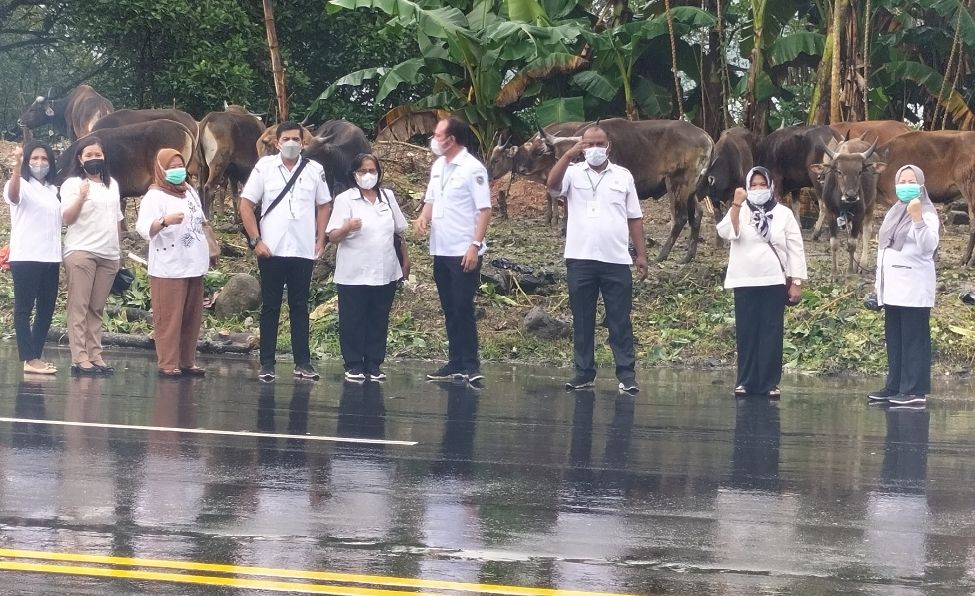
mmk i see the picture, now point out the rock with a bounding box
[947,210,970,226]
[480,265,513,294]
[522,306,571,340]
[214,273,261,317]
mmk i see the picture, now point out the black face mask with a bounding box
[82,158,104,175]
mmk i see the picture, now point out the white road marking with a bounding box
[0,417,416,446]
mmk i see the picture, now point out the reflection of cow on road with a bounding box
[513,118,714,263]
[18,84,114,141]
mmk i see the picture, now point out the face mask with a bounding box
[430,138,446,156]
[895,183,922,202]
[356,172,378,190]
[82,158,104,175]
[584,147,608,167]
[279,140,301,160]
[29,164,49,180]
[747,188,772,205]
[165,167,187,185]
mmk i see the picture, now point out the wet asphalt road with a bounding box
[0,344,973,595]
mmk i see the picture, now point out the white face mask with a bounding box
[356,172,378,190]
[29,164,50,180]
[430,137,446,156]
[584,146,608,167]
[747,188,772,205]
[279,140,301,160]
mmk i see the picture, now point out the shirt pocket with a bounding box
[605,181,627,205]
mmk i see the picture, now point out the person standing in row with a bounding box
[717,166,807,398]
[546,125,648,394]
[60,137,123,376]
[240,121,332,382]
[869,165,940,407]
[136,149,210,378]
[414,117,492,384]
[4,141,61,375]
[327,153,409,382]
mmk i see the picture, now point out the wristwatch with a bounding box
[159,217,168,228]
[248,235,262,250]
[471,240,483,248]
[792,279,802,286]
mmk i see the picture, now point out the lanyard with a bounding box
[278,164,298,218]
[585,169,607,199]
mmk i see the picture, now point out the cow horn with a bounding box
[823,142,837,160]
[859,140,877,160]
[540,127,557,145]
[46,87,53,100]
[223,100,230,110]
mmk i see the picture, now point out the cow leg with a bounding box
[658,192,686,262]
[681,194,701,264]
[858,208,874,274]
[828,219,840,281]
[789,190,803,229]
[811,195,829,240]
[966,196,975,267]
[544,196,553,226]
[847,219,860,275]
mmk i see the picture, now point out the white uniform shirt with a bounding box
[875,211,939,308]
[424,148,491,257]
[240,155,331,259]
[135,187,210,279]
[4,177,62,263]
[716,203,808,288]
[60,176,123,260]
[558,161,643,264]
[327,188,408,286]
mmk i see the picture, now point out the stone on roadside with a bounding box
[947,210,970,226]
[214,273,261,317]
[522,306,571,340]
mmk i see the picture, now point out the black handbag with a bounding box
[111,267,135,296]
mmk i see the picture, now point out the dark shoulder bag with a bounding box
[242,157,310,244]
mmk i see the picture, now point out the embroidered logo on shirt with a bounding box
[475,175,485,185]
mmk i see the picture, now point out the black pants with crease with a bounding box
[432,255,481,373]
[566,259,636,381]
[337,282,397,373]
[11,261,60,362]
[257,256,314,367]
[883,305,931,395]
[733,284,786,394]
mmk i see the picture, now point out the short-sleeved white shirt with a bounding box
[240,155,331,259]
[135,187,210,279]
[60,176,124,260]
[327,187,407,286]
[4,177,62,263]
[423,148,491,257]
[558,161,643,264]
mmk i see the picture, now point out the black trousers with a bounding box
[257,256,314,367]
[883,305,931,395]
[733,284,786,394]
[566,259,636,380]
[10,261,60,362]
[432,255,481,372]
[337,282,397,372]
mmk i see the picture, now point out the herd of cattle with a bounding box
[13,85,975,274]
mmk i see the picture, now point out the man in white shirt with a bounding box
[240,122,332,381]
[414,117,492,384]
[547,125,648,393]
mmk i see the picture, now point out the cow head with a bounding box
[810,139,887,208]
[255,125,314,158]
[18,93,55,129]
[487,138,517,179]
[512,128,580,182]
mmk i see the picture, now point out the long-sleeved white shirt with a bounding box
[875,211,939,307]
[716,203,807,288]
[135,187,209,278]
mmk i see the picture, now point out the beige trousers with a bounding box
[63,251,120,364]
[150,276,204,371]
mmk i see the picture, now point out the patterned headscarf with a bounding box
[745,166,776,241]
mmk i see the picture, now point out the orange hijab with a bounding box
[150,148,189,198]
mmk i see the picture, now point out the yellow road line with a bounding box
[0,548,635,596]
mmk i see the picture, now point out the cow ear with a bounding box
[44,105,55,117]
[707,175,715,186]
[869,161,887,174]
[809,163,828,176]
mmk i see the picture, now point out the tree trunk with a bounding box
[262,0,288,121]
[808,28,834,124]
[829,0,848,123]
[744,0,768,134]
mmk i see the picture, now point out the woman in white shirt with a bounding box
[60,137,123,376]
[717,166,807,398]
[4,141,61,375]
[868,165,940,407]
[327,153,409,382]
[136,149,210,378]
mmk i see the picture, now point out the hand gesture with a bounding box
[79,179,90,200]
[345,217,362,233]
[732,187,747,206]
[12,146,22,164]
[906,197,923,222]
[567,139,587,158]
[165,212,185,226]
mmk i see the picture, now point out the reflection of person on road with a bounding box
[12,379,53,448]
[730,399,781,492]
[566,389,595,482]
[432,383,479,477]
[603,393,635,479]
[337,380,386,442]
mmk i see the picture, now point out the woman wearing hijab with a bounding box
[717,167,807,398]
[135,149,210,377]
[326,153,409,382]
[868,165,939,407]
[61,137,123,375]
[4,141,61,375]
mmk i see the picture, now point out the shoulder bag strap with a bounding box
[256,157,310,227]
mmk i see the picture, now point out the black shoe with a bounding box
[618,377,640,394]
[734,385,748,397]
[294,364,320,380]
[258,365,276,382]
[344,368,366,382]
[888,394,927,406]
[368,368,387,382]
[427,364,462,381]
[92,362,115,374]
[565,374,595,390]
[868,388,897,401]
[70,363,102,376]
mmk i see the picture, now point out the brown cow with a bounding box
[507,121,587,228]
[255,125,315,159]
[18,84,114,141]
[874,131,975,265]
[91,108,199,143]
[199,107,266,215]
[514,118,714,263]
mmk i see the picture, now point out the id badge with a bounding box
[432,200,445,219]
[586,201,599,219]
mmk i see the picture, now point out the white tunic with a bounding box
[875,211,939,308]
[240,155,332,259]
[135,187,210,279]
[558,161,643,264]
[423,148,491,257]
[716,202,808,288]
[327,187,408,286]
[4,177,62,263]
[60,176,123,260]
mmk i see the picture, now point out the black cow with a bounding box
[697,127,757,229]
[755,125,837,224]
[18,85,114,141]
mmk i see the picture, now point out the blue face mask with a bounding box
[895,183,921,202]
[165,167,187,185]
